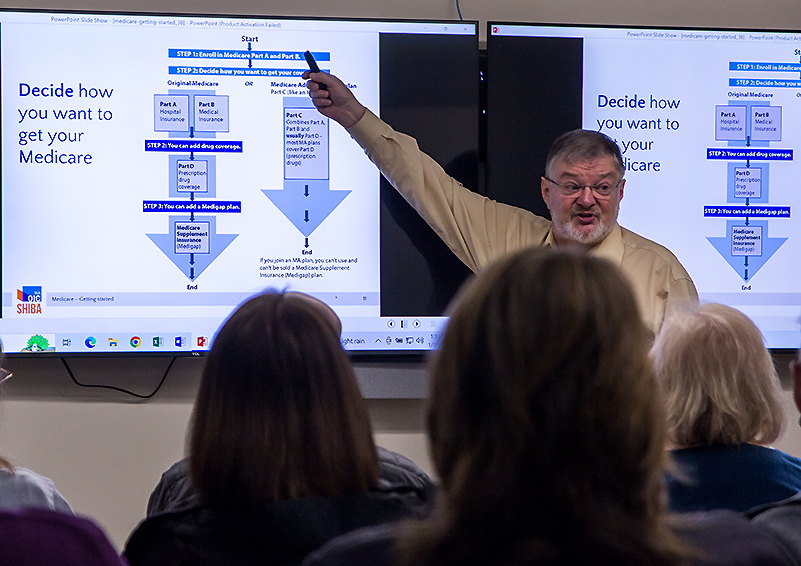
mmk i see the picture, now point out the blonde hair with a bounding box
[652,303,784,447]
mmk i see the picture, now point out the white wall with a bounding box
[2,0,801,552]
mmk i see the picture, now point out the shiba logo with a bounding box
[17,286,43,314]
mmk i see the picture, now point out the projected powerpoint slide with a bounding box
[0,11,455,352]
[2,14,378,301]
[490,24,801,346]
[493,24,801,347]
[579,32,800,345]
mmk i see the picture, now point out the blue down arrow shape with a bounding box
[707,219,786,282]
[262,180,351,237]
[147,215,238,281]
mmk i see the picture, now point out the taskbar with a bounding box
[2,332,207,354]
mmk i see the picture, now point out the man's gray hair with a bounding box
[545,129,625,178]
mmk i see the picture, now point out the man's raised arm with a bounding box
[301,70,548,273]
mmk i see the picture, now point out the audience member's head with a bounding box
[403,248,683,565]
[652,303,783,448]
[189,291,378,508]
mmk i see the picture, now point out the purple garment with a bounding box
[0,507,126,566]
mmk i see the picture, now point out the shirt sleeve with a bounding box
[347,110,551,272]
[663,259,700,333]
[51,487,73,515]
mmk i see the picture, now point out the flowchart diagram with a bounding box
[144,91,240,281]
[143,43,350,278]
[704,56,796,282]
[261,96,350,250]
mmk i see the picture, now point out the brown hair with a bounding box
[652,302,784,447]
[189,291,378,507]
[401,248,683,566]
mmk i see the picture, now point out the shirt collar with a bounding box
[545,223,624,266]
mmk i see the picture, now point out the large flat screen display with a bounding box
[488,22,801,350]
[0,9,478,355]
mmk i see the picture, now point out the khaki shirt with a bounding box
[348,110,698,334]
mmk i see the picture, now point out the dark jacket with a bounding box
[146,446,434,517]
[125,447,434,566]
[124,488,429,566]
[300,511,795,566]
[746,491,801,565]
[668,444,801,513]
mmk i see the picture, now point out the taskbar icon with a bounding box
[52,333,194,352]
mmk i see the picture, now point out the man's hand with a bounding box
[303,70,366,129]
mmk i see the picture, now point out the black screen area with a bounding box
[486,35,583,218]
[378,33,479,316]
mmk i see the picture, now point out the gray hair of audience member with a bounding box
[544,129,625,179]
[399,248,684,566]
[652,302,784,447]
[190,290,378,508]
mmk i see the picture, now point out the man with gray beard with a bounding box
[304,70,697,335]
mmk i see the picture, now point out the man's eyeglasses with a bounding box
[0,368,12,386]
[543,176,622,199]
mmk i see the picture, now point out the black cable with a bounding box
[456,0,463,21]
[60,357,177,399]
